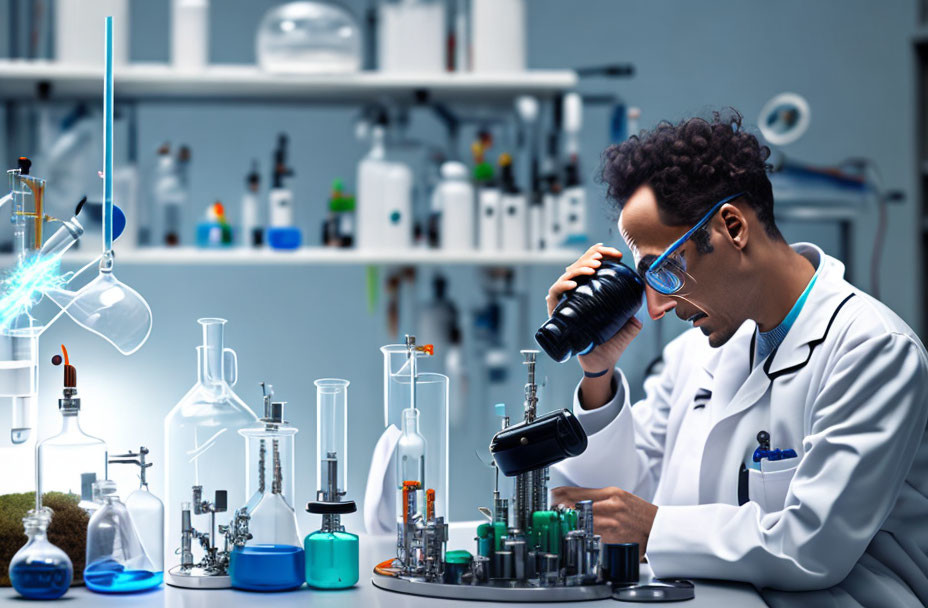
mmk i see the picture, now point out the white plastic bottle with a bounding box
[357,121,412,251]
[471,0,525,73]
[172,0,209,72]
[498,154,526,252]
[437,162,475,251]
[379,0,445,73]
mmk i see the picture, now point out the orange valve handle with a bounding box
[426,488,435,521]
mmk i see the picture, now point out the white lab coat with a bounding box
[553,243,928,607]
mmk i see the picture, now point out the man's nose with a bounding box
[645,286,677,320]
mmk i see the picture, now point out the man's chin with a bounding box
[706,326,736,348]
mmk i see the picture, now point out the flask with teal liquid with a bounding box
[304,379,359,589]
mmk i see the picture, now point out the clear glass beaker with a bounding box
[163,318,258,573]
[37,346,107,511]
[381,343,449,521]
[84,480,161,593]
[8,507,73,599]
[256,2,362,74]
[305,378,358,589]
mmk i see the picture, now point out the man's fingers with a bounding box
[550,486,622,506]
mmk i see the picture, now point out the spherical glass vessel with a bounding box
[8,508,73,600]
[256,2,361,74]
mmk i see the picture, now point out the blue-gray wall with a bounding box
[1,1,919,532]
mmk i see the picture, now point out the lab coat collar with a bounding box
[762,243,854,376]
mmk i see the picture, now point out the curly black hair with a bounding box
[601,108,783,252]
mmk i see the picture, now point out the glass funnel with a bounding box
[381,338,449,522]
[163,318,257,574]
[305,378,358,589]
[37,345,107,511]
[8,507,73,600]
[84,479,161,593]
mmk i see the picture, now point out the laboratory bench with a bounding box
[0,528,766,607]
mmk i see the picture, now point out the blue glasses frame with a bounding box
[645,192,745,294]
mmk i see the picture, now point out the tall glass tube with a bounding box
[305,378,358,589]
[381,344,449,521]
[315,379,348,501]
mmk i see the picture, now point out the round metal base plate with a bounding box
[372,574,613,602]
[166,566,231,589]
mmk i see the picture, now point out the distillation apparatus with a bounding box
[373,348,613,601]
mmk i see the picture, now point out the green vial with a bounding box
[304,529,359,589]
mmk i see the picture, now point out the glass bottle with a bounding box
[163,318,258,577]
[8,507,73,599]
[84,480,161,593]
[230,389,304,591]
[37,345,107,511]
[534,260,644,362]
[305,378,358,589]
[108,447,164,576]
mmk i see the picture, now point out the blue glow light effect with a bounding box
[0,255,71,330]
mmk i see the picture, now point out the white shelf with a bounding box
[13,246,584,267]
[0,61,577,103]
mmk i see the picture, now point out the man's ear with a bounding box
[719,203,748,251]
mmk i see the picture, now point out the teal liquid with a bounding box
[84,560,162,594]
[304,530,359,589]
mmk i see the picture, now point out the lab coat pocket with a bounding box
[747,465,798,513]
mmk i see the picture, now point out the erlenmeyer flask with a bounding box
[44,252,152,356]
[84,479,162,593]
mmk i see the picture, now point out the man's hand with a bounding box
[551,486,658,558]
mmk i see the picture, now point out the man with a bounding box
[548,110,928,606]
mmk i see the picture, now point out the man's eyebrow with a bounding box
[637,254,658,276]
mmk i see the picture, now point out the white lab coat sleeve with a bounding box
[647,333,928,591]
[551,344,679,501]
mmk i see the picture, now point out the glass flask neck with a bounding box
[401,407,419,434]
[198,317,227,386]
[59,410,83,432]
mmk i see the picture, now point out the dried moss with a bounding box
[0,492,89,586]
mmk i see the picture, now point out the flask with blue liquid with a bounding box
[229,385,305,591]
[8,507,73,599]
[84,479,162,594]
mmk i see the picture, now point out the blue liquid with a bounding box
[229,544,305,592]
[84,560,163,594]
[10,561,72,599]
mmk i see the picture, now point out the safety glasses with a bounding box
[645,192,744,295]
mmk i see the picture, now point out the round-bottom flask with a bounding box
[8,508,73,600]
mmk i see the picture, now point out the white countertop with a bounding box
[0,528,766,607]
